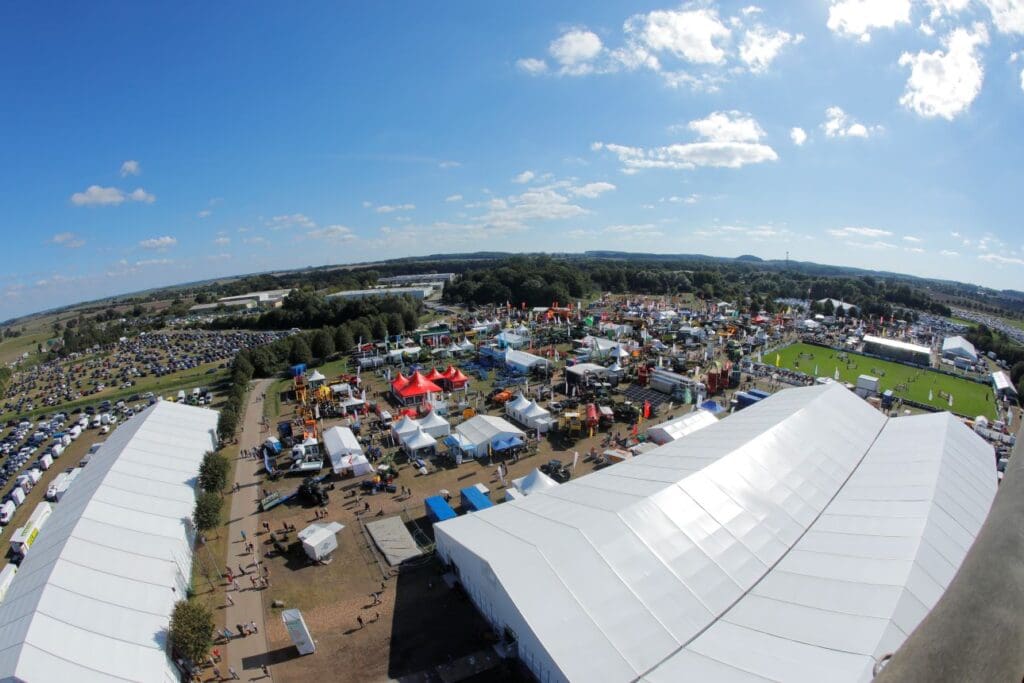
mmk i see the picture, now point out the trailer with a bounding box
[424,496,457,524]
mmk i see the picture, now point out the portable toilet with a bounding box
[297,522,345,563]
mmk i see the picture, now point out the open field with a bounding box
[769,343,997,419]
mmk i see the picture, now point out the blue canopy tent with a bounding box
[424,496,457,524]
[699,400,725,415]
[492,436,525,452]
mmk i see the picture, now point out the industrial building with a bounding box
[0,401,219,683]
[325,286,432,301]
[378,272,455,286]
[941,335,978,363]
[217,288,292,308]
[435,383,996,683]
[862,334,931,366]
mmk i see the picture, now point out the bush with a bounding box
[193,491,223,531]
[198,451,230,493]
[289,336,313,365]
[169,600,214,664]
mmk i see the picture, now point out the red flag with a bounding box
[643,401,651,419]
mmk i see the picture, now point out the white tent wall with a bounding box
[435,525,572,683]
[434,384,997,682]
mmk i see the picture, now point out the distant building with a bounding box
[189,300,255,313]
[816,298,858,315]
[862,334,931,366]
[325,286,433,301]
[941,335,978,363]
[218,288,291,308]
[378,273,455,286]
[992,370,1018,400]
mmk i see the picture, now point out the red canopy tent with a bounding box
[390,373,411,393]
[442,365,470,390]
[424,368,447,383]
[395,371,442,405]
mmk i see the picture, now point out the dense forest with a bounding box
[203,289,421,333]
[440,256,952,319]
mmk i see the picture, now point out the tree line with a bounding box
[202,289,420,333]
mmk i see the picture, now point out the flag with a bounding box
[948,394,954,407]
[776,353,781,367]
[643,400,651,419]
[572,451,580,471]
[928,388,933,401]
[814,365,818,377]
[631,422,639,436]
[834,367,840,381]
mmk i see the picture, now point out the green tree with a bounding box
[289,335,313,365]
[386,312,405,336]
[401,308,419,332]
[169,600,214,664]
[369,316,388,341]
[217,405,238,442]
[333,325,354,354]
[311,328,335,360]
[198,452,230,493]
[193,491,223,531]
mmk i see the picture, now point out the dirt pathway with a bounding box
[223,378,274,679]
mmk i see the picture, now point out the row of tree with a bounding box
[204,289,421,333]
[440,256,953,319]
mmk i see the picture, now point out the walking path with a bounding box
[222,378,274,679]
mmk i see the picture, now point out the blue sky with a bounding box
[2,1,1023,320]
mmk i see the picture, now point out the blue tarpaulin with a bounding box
[492,436,525,451]
[700,400,725,414]
[290,363,307,377]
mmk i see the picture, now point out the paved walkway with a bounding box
[223,379,274,680]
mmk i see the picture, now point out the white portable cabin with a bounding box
[298,522,345,563]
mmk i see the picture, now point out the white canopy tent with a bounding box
[505,394,531,422]
[298,521,345,562]
[435,384,997,683]
[0,401,219,683]
[512,468,559,496]
[391,415,420,443]
[455,415,526,455]
[402,428,437,455]
[417,411,450,439]
[521,401,554,434]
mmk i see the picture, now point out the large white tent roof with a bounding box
[455,415,525,449]
[0,401,218,683]
[645,409,718,445]
[941,335,977,359]
[435,383,996,682]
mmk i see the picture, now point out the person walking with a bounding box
[262,521,270,534]
[231,579,241,592]
[240,530,247,543]
[228,666,239,680]
[250,576,257,590]
[357,615,364,629]
[225,593,234,607]
[261,664,270,678]
[236,623,246,638]
[249,619,258,634]
[238,564,246,576]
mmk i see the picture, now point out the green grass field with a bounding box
[769,343,997,419]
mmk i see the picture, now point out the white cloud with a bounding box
[688,110,765,143]
[920,22,937,36]
[790,127,808,145]
[822,106,879,138]
[267,213,316,229]
[925,0,971,21]
[979,252,1024,266]
[438,160,461,169]
[128,188,156,203]
[243,236,269,246]
[375,203,415,213]
[1021,66,1024,91]
[981,0,1024,34]
[308,225,356,242]
[898,24,989,120]
[549,29,604,75]
[828,226,893,238]
[941,249,960,256]
[665,194,700,204]
[516,57,548,74]
[139,235,177,249]
[903,235,922,242]
[827,0,911,42]
[603,223,664,237]
[624,8,731,65]
[905,246,925,253]
[71,184,156,206]
[213,236,230,246]
[513,170,536,184]
[197,209,212,218]
[594,111,777,171]
[445,194,463,203]
[739,26,802,73]
[49,232,85,248]
[569,181,616,198]
[120,160,140,176]
[741,6,764,16]
[135,258,173,267]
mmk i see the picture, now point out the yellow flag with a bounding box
[775,353,781,366]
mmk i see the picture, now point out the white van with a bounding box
[51,444,65,459]
[46,473,69,501]
[177,390,186,403]
[26,469,42,485]
[0,502,16,525]
[90,416,101,429]
[37,454,53,471]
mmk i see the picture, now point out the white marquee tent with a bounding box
[455,415,526,456]
[645,409,718,445]
[505,394,531,423]
[417,411,451,439]
[520,401,554,434]
[435,383,997,683]
[323,426,367,474]
[392,415,420,443]
[0,401,219,683]
[402,428,437,455]
[512,468,559,496]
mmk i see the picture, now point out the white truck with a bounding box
[10,502,53,559]
[46,473,70,501]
